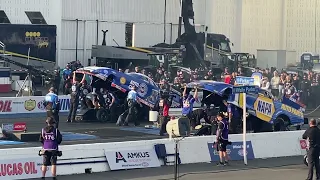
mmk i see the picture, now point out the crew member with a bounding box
[39,117,62,180]
[215,112,230,166]
[124,86,140,126]
[302,118,320,180]
[80,80,91,109]
[103,89,117,122]
[182,85,198,129]
[44,87,60,128]
[155,91,173,136]
[227,103,240,134]
[67,72,85,123]
[52,70,61,95]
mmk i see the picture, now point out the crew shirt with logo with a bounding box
[182,96,195,115]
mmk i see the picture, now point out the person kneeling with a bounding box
[39,117,62,180]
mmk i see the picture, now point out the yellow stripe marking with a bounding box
[0,50,52,63]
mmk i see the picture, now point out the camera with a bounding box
[38,150,62,157]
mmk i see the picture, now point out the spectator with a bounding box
[261,76,270,91]
[271,71,280,97]
[279,73,286,98]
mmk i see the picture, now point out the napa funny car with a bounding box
[186,81,305,132]
[75,66,181,108]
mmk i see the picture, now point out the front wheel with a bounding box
[274,117,286,131]
[96,109,110,123]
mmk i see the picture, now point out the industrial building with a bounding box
[0,0,319,67]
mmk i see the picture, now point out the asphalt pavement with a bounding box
[33,156,308,180]
[0,115,161,149]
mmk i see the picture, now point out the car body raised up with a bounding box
[76,66,181,108]
[186,80,305,127]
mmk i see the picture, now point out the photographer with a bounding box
[302,118,320,180]
[215,112,230,166]
[39,117,62,180]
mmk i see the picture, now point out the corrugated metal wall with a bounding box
[59,0,206,67]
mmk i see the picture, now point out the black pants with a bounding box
[68,100,79,122]
[307,147,320,180]
[124,101,138,125]
[159,115,169,136]
[46,110,60,128]
[109,104,117,122]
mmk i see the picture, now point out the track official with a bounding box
[303,118,320,180]
[39,117,62,180]
[44,87,60,128]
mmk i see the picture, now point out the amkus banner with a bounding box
[207,141,255,162]
[105,149,161,170]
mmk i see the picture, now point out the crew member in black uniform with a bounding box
[39,117,62,180]
[80,80,91,109]
[103,89,116,122]
[303,118,320,180]
[52,70,61,95]
[67,72,85,123]
[227,103,241,134]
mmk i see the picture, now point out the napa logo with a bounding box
[253,97,275,122]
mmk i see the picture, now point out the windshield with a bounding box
[220,42,231,52]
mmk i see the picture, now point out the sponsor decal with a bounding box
[24,99,36,111]
[129,80,149,97]
[207,141,255,162]
[59,99,71,111]
[37,101,46,110]
[300,139,308,150]
[103,70,109,74]
[105,149,160,170]
[138,83,148,97]
[120,77,126,85]
[253,97,275,122]
[14,122,27,132]
[281,104,303,118]
[2,123,14,132]
[0,158,42,179]
[0,100,12,112]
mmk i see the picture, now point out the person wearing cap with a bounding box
[39,117,62,180]
[44,87,60,128]
[303,118,320,180]
[182,85,198,129]
[124,85,140,126]
[67,71,85,123]
[215,112,230,166]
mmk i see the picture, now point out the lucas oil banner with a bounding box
[207,141,255,162]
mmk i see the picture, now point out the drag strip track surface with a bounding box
[0,116,161,149]
[30,156,307,180]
